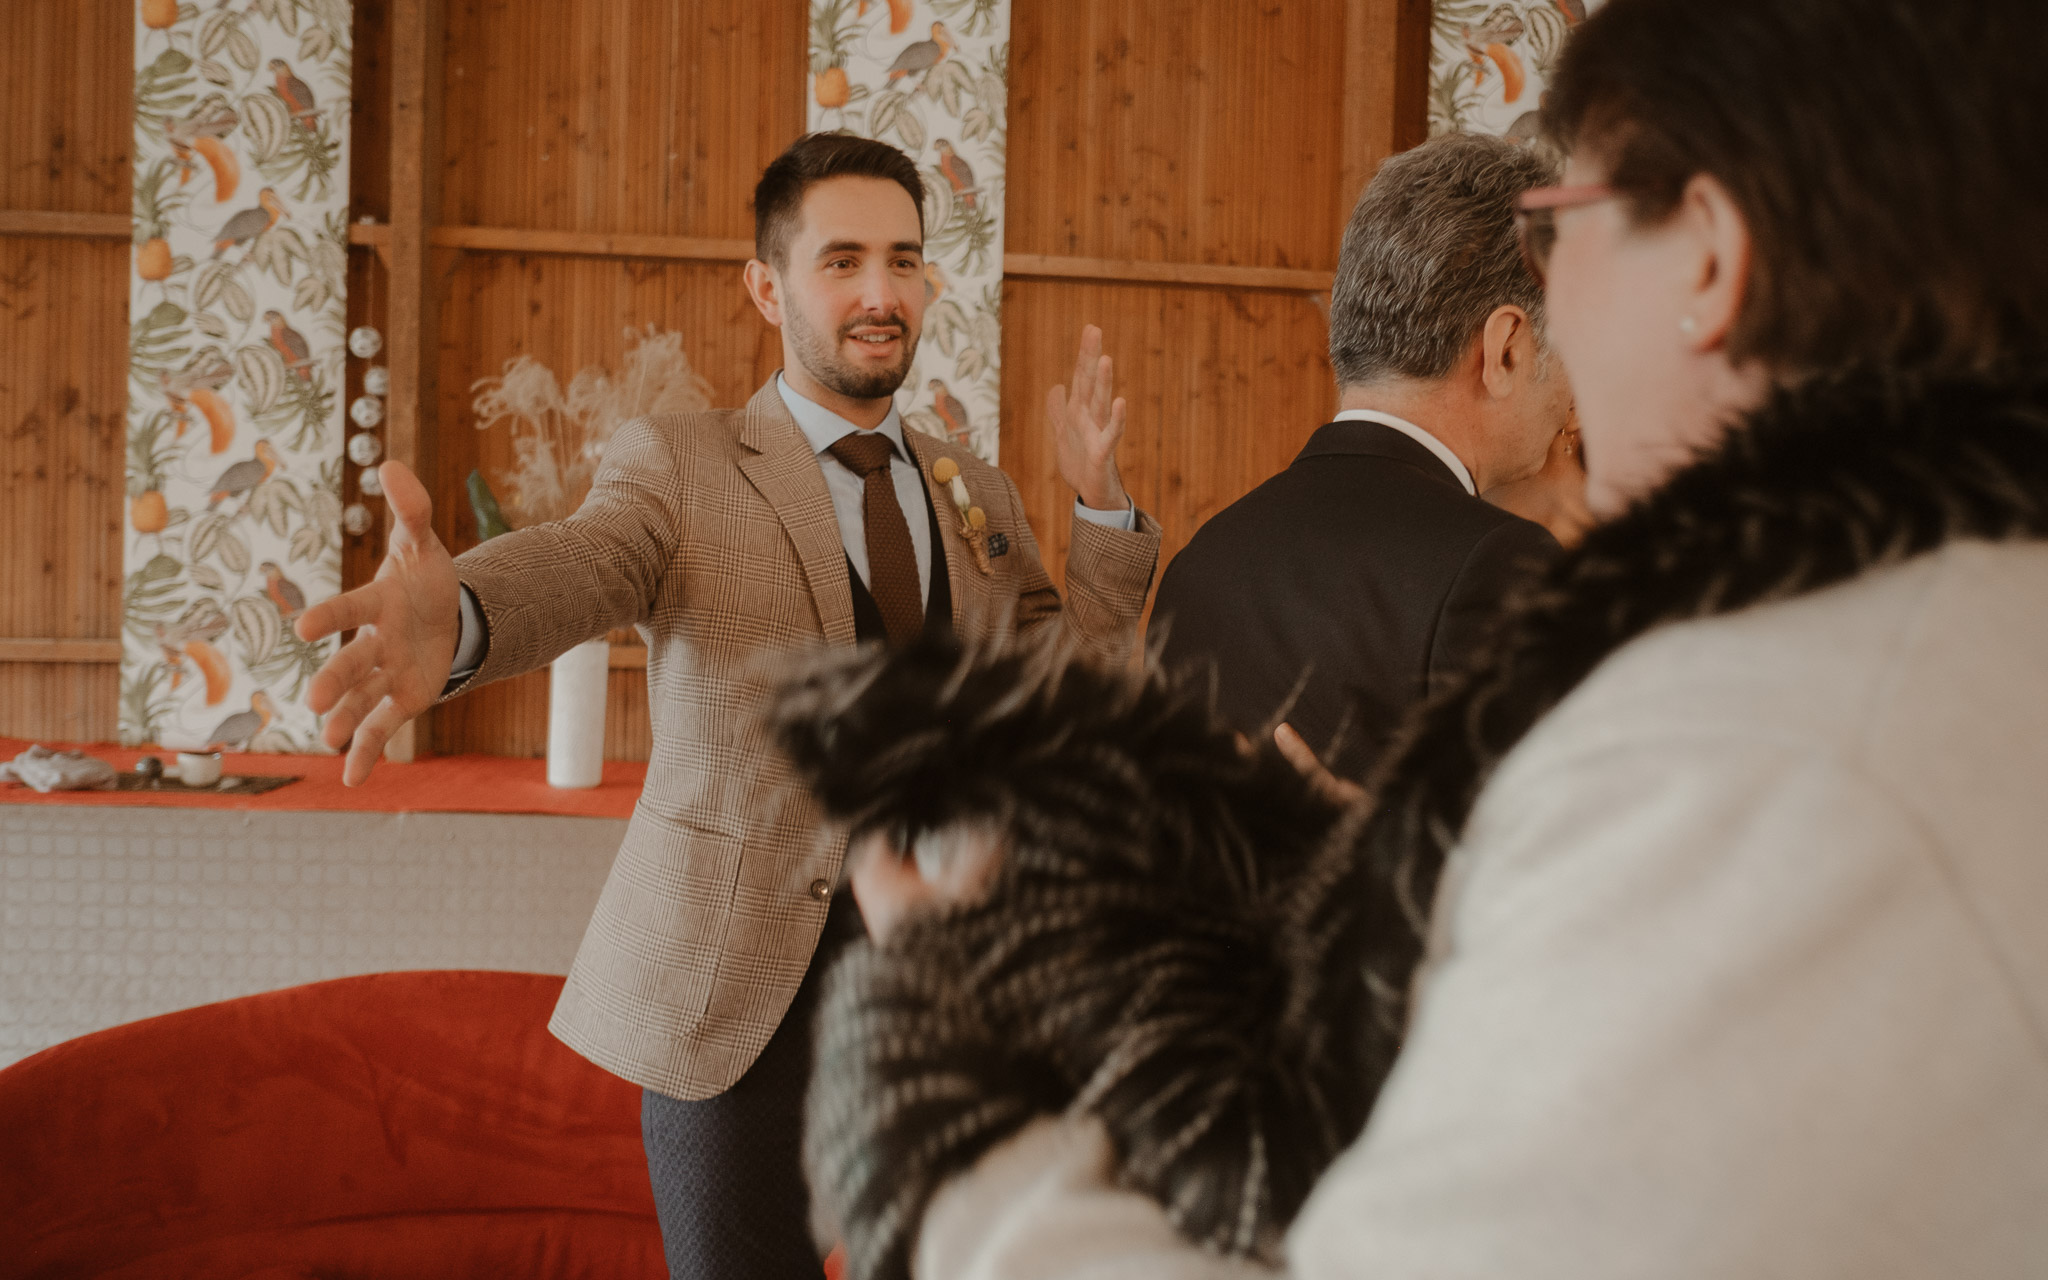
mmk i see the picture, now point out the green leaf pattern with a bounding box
[810,0,1009,462]
[122,0,352,754]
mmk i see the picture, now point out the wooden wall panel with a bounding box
[1008,0,1347,272]
[438,0,807,238]
[0,2,131,216]
[1000,0,1352,590]
[0,235,126,741]
[0,1,133,743]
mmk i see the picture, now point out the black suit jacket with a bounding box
[1153,420,1558,778]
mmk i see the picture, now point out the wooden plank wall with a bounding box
[2,0,1427,759]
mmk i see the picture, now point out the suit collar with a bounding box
[774,372,914,464]
[1329,409,1475,494]
[1296,419,1473,494]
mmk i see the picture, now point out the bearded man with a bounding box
[293,134,1161,1279]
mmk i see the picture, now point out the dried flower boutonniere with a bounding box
[930,456,994,574]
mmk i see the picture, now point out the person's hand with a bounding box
[1047,324,1130,512]
[848,824,1005,943]
[1274,723,1368,808]
[293,461,461,785]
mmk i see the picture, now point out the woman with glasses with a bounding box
[801,0,2048,1275]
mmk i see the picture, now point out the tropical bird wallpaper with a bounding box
[122,0,352,752]
[810,0,1009,462]
[1429,0,1602,140]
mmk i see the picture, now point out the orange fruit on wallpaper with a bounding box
[889,0,910,35]
[136,237,173,281]
[131,491,168,534]
[185,640,232,707]
[1487,43,1526,103]
[816,66,850,109]
[142,0,177,29]
[189,387,235,454]
[193,136,240,202]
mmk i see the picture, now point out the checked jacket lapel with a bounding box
[735,380,859,647]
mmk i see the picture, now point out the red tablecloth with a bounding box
[0,737,644,819]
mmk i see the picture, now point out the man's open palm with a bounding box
[1047,324,1130,512]
[293,461,461,785]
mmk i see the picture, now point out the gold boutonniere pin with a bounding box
[930,456,993,574]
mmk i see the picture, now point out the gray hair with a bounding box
[1328,134,1558,387]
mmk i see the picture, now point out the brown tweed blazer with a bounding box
[449,378,1161,1098]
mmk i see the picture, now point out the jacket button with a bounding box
[808,878,832,902]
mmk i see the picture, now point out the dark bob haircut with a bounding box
[1545,0,2048,381]
[753,133,926,269]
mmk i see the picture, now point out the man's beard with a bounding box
[787,304,919,400]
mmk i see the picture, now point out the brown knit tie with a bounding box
[829,432,924,645]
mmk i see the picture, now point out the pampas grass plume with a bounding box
[471,324,712,527]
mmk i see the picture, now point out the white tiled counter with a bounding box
[0,804,626,1067]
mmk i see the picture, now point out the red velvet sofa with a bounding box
[0,971,666,1278]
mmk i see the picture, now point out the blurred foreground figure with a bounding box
[788,0,2048,1276]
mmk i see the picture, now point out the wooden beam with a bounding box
[0,638,122,663]
[1339,0,1436,221]
[382,0,447,764]
[1003,253,1332,295]
[346,224,1331,294]
[607,645,648,671]
[0,211,128,239]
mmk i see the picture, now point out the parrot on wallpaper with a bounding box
[260,562,306,621]
[1553,0,1587,25]
[208,440,282,508]
[212,188,288,258]
[923,260,948,303]
[929,378,971,447]
[934,138,979,210]
[268,59,320,131]
[887,23,956,85]
[264,310,314,382]
[205,691,275,750]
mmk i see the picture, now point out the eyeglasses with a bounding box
[1513,184,1616,286]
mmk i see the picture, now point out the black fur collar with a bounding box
[773,374,2048,1280]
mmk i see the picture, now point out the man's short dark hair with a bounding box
[1327,134,1557,389]
[753,133,927,269]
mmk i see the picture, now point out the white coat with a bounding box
[914,539,2048,1279]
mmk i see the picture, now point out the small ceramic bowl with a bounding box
[177,751,224,787]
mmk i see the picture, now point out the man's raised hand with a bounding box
[1047,324,1131,512]
[293,460,461,786]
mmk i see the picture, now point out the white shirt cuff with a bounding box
[1074,497,1137,532]
[449,584,486,681]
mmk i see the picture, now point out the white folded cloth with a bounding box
[0,745,118,793]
